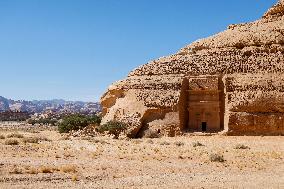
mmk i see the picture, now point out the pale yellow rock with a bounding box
[101,1,284,137]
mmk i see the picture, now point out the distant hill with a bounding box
[0,96,101,114]
[0,96,10,112]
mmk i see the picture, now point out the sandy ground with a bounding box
[0,123,283,189]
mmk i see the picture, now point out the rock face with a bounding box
[101,1,284,137]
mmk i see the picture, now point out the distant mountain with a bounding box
[0,96,101,114]
[0,96,10,112]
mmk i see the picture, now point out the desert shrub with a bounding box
[72,174,79,181]
[5,139,19,145]
[146,139,154,144]
[58,114,101,133]
[9,167,23,174]
[133,139,143,144]
[143,129,160,138]
[60,135,70,140]
[192,141,204,147]
[92,139,106,144]
[7,133,24,138]
[234,144,250,149]
[28,118,57,126]
[38,136,51,142]
[26,167,38,174]
[41,118,57,126]
[23,137,39,144]
[60,165,77,173]
[174,141,184,147]
[27,119,37,125]
[209,153,225,162]
[160,141,171,145]
[96,121,127,138]
[39,166,54,173]
[0,134,5,139]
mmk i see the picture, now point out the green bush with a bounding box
[96,121,127,138]
[58,114,101,133]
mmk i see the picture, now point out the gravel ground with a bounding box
[0,123,283,189]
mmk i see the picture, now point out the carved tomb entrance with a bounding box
[182,76,224,132]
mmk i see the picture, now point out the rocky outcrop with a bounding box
[263,0,284,18]
[101,1,284,137]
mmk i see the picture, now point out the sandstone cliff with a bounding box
[101,1,284,137]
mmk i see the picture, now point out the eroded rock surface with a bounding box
[101,1,284,137]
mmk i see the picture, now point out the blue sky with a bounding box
[0,0,277,102]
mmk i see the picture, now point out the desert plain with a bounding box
[0,122,283,189]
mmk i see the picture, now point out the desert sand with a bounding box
[0,123,283,189]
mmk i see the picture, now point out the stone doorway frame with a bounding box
[178,75,225,133]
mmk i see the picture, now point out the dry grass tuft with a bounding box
[146,139,154,144]
[37,136,51,142]
[174,141,184,147]
[9,167,23,174]
[60,165,77,173]
[93,139,107,144]
[26,167,38,174]
[192,141,204,147]
[60,135,70,140]
[209,153,225,162]
[234,144,250,149]
[270,151,282,159]
[0,134,5,139]
[23,137,39,144]
[160,141,170,145]
[39,166,54,173]
[27,165,78,174]
[143,130,160,138]
[71,174,79,181]
[132,139,143,144]
[7,133,24,138]
[5,139,19,145]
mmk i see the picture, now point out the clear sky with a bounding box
[0,0,277,102]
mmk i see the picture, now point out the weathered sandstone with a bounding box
[101,1,284,137]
